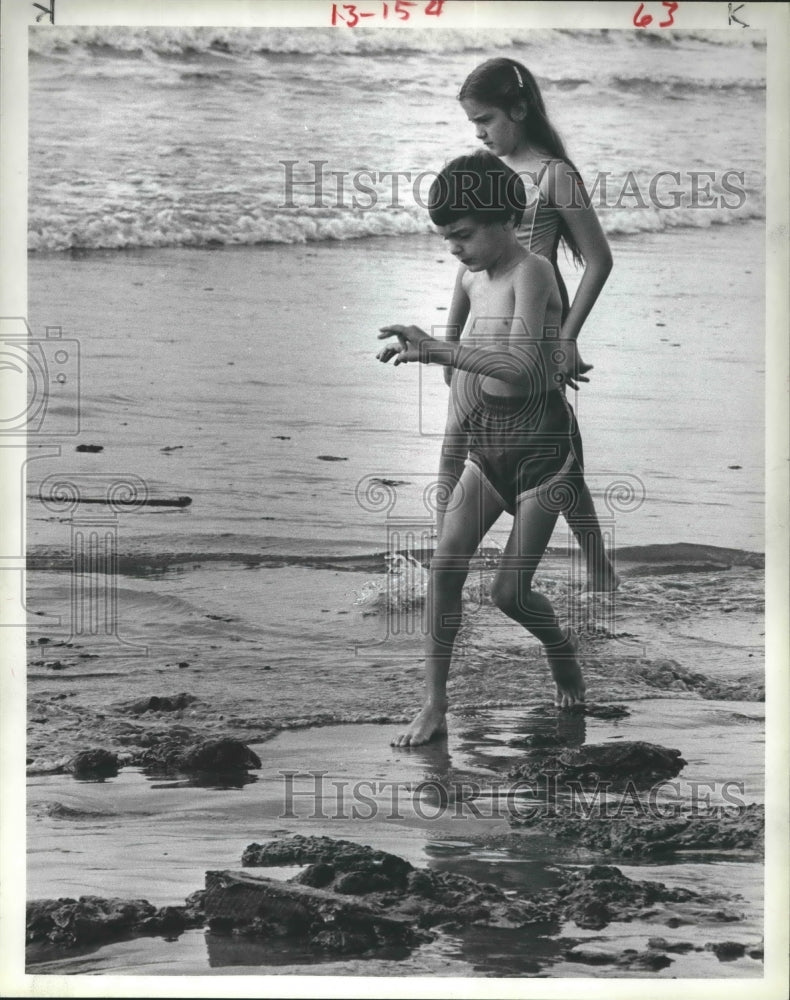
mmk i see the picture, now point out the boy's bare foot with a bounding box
[547,628,586,709]
[391,704,448,747]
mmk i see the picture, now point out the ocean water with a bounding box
[29,27,766,251]
[24,27,766,576]
[22,34,769,982]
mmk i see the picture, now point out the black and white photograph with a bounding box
[2,0,788,992]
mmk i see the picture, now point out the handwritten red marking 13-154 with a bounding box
[633,1,679,28]
[331,0,445,27]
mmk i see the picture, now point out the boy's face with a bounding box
[438,215,512,272]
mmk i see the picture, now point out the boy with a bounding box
[377,150,585,747]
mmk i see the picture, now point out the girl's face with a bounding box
[460,97,525,159]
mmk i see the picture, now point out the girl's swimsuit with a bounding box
[517,166,571,317]
[519,172,561,257]
[464,388,582,515]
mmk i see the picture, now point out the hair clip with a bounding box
[513,65,523,90]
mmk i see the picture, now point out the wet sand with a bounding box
[25,543,764,766]
[25,543,766,978]
[27,700,764,977]
[21,219,769,979]
[26,221,765,555]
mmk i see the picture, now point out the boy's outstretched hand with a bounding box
[377,325,434,366]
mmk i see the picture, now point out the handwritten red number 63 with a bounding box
[633,1,678,28]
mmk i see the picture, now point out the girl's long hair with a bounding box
[459,57,585,268]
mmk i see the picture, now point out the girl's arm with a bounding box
[549,160,613,345]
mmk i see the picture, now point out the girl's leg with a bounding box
[553,392,618,592]
[492,491,585,708]
[562,478,620,592]
[392,467,503,747]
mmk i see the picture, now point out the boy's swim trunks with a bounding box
[463,389,582,514]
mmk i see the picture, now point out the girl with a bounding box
[438,57,617,592]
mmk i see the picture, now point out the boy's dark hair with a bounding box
[428,150,527,228]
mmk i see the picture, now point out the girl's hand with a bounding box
[377,324,434,365]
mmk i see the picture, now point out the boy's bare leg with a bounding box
[545,621,585,708]
[434,423,469,543]
[392,469,502,747]
[434,443,467,543]
[493,492,585,708]
[563,479,620,592]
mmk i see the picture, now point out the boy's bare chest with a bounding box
[462,276,516,346]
